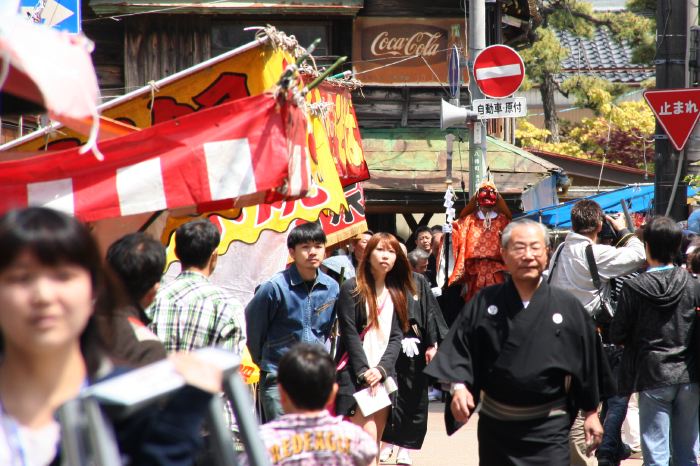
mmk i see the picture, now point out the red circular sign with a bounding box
[473,45,525,99]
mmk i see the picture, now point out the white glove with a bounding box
[401,337,420,358]
[431,286,443,297]
[442,223,452,234]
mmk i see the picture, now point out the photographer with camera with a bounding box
[547,200,644,318]
[546,199,646,466]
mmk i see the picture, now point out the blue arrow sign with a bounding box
[19,0,81,34]
[448,45,461,100]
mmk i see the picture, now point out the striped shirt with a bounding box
[147,270,246,353]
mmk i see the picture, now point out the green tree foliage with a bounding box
[559,76,627,115]
[516,100,655,171]
[520,0,655,142]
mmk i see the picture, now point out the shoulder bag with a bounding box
[585,244,615,324]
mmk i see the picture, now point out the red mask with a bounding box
[477,187,497,207]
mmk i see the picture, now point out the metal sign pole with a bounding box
[444,134,456,283]
[83,397,122,466]
[57,399,88,466]
[223,372,271,466]
[205,396,240,466]
[468,0,487,197]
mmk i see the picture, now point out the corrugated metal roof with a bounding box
[88,0,364,15]
[361,128,562,195]
[555,25,654,84]
[587,0,626,11]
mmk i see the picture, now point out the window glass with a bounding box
[212,21,330,56]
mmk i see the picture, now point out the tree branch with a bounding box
[540,4,615,28]
[554,79,569,98]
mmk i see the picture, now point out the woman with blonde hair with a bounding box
[335,232,411,465]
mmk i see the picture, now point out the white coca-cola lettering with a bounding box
[370,31,443,57]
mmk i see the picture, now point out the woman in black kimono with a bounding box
[380,271,447,465]
[334,232,410,466]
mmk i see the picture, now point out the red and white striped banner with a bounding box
[0,93,310,222]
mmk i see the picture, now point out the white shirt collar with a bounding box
[477,210,498,220]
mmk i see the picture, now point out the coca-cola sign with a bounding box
[353,17,468,85]
[366,26,445,62]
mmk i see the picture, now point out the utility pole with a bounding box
[468,0,487,197]
[654,0,688,219]
[684,2,700,178]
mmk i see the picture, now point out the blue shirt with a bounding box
[245,264,339,373]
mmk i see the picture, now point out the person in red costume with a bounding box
[448,180,512,302]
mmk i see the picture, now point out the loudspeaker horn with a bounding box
[440,99,478,130]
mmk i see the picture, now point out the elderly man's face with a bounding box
[412,257,429,274]
[501,224,548,283]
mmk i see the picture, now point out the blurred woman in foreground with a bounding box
[0,207,215,465]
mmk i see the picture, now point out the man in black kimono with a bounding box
[425,219,603,465]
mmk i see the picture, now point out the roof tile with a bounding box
[554,25,654,83]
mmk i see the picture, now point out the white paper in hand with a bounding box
[353,385,391,417]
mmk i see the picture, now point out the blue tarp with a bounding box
[518,184,697,228]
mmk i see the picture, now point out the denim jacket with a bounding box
[245,264,339,373]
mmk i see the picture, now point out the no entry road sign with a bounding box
[473,45,525,99]
[644,88,700,151]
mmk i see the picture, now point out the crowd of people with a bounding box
[1,192,700,466]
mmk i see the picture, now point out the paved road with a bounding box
[381,402,478,466]
[381,401,644,466]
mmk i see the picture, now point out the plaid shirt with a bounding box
[240,411,377,466]
[147,270,246,354]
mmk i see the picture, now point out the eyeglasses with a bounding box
[508,243,546,257]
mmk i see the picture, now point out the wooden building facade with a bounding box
[6,0,551,240]
[83,0,361,100]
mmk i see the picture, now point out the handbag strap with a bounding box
[336,292,389,371]
[585,244,603,291]
[547,243,566,284]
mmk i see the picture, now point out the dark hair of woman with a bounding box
[355,232,414,333]
[0,207,122,377]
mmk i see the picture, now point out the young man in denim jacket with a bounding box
[245,223,339,422]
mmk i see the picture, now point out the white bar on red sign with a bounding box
[116,158,167,216]
[475,64,522,80]
[27,178,75,215]
[473,97,528,119]
[203,138,256,200]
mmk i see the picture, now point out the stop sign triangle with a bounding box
[644,88,700,151]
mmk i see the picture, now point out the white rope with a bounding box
[148,79,160,118]
[308,101,334,118]
[78,110,104,161]
[353,54,422,76]
[251,25,302,55]
[298,64,361,91]
[419,56,451,98]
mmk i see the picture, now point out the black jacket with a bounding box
[610,267,700,394]
[49,367,212,466]
[335,277,403,395]
[96,304,167,368]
